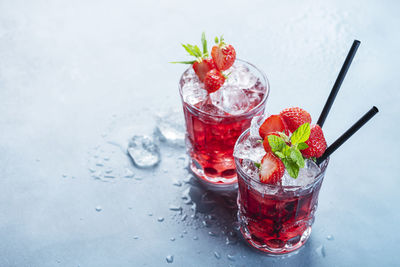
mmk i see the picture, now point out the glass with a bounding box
[179,60,269,190]
[234,128,329,254]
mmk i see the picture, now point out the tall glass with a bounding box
[234,129,329,254]
[179,60,269,190]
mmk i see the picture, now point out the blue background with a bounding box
[0,0,399,266]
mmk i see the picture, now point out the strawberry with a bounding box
[258,115,289,139]
[280,107,312,133]
[204,69,226,93]
[262,132,280,153]
[301,124,327,158]
[173,32,220,82]
[193,58,216,82]
[211,36,236,71]
[259,152,285,184]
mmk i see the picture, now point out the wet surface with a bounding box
[0,0,399,266]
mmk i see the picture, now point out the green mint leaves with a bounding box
[267,123,311,178]
[182,44,203,58]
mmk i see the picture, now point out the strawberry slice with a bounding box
[259,152,285,184]
[301,124,327,158]
[280,107,312,133]
[204,69,226,93]
[211,36,236,71]
[193,58,216,82]
[262,132,281,153]
[258,115,289,139]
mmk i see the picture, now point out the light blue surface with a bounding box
[0,0,399,266]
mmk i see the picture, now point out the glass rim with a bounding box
[178,59,270,119]
[234,128,330,189]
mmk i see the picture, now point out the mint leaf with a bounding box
[254,162,261,169]
[282,145,291,157]
[290,148,305,168]
[291,123,310,145]
[275,151,285,158]
[201,32,208,56]
[267,135,286,152]
[282,158,299,178]
[297,142,309,150]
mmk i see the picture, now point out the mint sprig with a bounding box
[267,123,311,178]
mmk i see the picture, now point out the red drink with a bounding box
[234,128,329,254]
[179,60,269,189]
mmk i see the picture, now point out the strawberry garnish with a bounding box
[301,124,327,158]
[280,107,312,133]
[204,69,226,93]
[172,32,217,82]
[259,152,285,184]
[193,58,216,82]
[258,115,289,139]
[211,36,236,71]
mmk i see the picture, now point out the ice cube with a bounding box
[226,63,258,89]
[127,135,161,168]
[198,97,226,116]
[241,159,260,177]
[233,138,265,163]
[281,159,321,187]
[249,115,263,139]
[209,84,250,115]
[181,69,208,106]
[154,110,185,147]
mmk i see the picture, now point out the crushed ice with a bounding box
[127,135,160,168]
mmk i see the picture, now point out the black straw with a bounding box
[317,40,361,127]
[317,106,379,165]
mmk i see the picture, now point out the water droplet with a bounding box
[127,135,161,168]
[170,237,175,241]
[193,236,198,240]
[123,168,135,178]
[62,174,67,178]
[88,168,96,173]
[166,255,174,263]
[103,156,110,161]
[214,251,221,259]
[133,236,139,239]
[95,161,104,167]
[225,236,237,245]
[92,171,103,180]
[163,169,168,173]
[95,206,102,212]
[148,213,153,216]
[227,254,235,261]
[208,231,216,236]
[202,220,211,227]
[315,245,326,258]
[172,180,182,187]
[134,176,142,180]
[326,234,334,241]
[157,217,164,222]
[181,214,187,221]
[169,205,182,211]
[104,174,115,178]
[105,168,113,174]
[183,230,187,234]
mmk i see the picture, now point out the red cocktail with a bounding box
[179,60,269,189]
[234,127,329,254]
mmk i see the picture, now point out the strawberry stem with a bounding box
[201,32,208,57]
